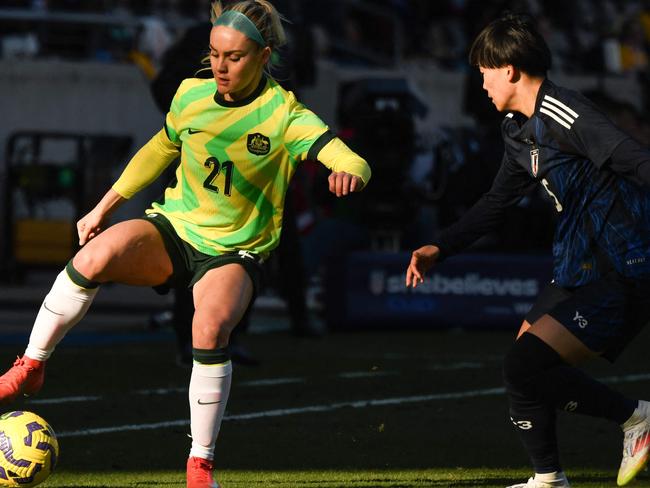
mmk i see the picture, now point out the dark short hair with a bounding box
[468,12,551,77]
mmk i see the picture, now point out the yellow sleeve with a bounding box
[314,135,371,188]
[283,93,330,161]
[112,129,180,199]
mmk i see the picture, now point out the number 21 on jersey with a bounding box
[203,156,234,196]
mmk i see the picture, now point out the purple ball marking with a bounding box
[0,431,32,469]
[36,440,57,470]
[23,422,44,447]
[12,463,40,484]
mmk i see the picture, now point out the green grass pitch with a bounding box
[3,325,650,487]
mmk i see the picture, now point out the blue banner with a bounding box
[325,252,553,330]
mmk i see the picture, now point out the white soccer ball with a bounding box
[0,411,59,487]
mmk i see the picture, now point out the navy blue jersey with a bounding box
[436,79,650,287]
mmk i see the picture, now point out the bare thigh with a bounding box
[72,219,173,286]
[192,263,254,349]
[520,315,596,365]
[516,320,532,339]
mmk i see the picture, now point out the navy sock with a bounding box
[504,333,637,472]
[504,337,561,473]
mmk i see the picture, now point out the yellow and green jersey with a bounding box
[112,76,370,257]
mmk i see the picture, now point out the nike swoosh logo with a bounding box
[197,399,222,405]
[43,302,64,316]
[188,128,202,134]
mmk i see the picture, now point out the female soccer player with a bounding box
[406,12,650,488]
[0,2,370,487]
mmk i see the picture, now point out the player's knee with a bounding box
[214,325,233,348]
[71,249,111,283]
[192,312,236,349]
[503,333,564,398]
[503,338,534,394]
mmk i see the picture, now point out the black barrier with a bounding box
[325,252,553,330]
[2,131,132,282]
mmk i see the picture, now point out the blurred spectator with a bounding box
[2,0,649,85]
[583,90,650,146]
[619,17,649,75]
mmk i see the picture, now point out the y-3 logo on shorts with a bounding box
[510,417,533,430]
[573,311,588,329]
[564,401,578,412]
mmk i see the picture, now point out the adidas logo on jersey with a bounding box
[540,95,579,130]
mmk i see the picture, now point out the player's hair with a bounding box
[468,12,551,77]
[211,0,287,53]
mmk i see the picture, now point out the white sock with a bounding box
[189,361,232,461]
[534,471,568,484]
[24,269,99,361]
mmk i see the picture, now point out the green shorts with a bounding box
[141,212,264,296]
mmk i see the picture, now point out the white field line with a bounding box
[239,377,305,387]
[427,362,483,371]
[30,377,307,405]
[29,395,102,405]
[338,371,398,379]
[57,387,504,438]
[135,387,187,395]
[56,372,650,438]
[27,371,401,405]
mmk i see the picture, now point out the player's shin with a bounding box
[516,334,636,424]
[509,402,562,474]
[25,263,99,361]
[189,348,232,461]
[504,335,563,474]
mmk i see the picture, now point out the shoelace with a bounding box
[192,459,213,481]
[625,428,650,458]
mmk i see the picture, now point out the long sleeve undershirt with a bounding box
[112,129,180,199]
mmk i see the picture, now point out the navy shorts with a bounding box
[140,212,264,296]
[525,270,650,361]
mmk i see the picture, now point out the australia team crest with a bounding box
[530,148,539,177]
[247,133,270,155]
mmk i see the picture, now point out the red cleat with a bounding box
[187,456,219,488]
[0,356,45,404]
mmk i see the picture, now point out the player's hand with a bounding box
[77,209,107,246]
[328,171,363,197]
[406,245,440,288]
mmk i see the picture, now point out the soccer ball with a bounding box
[0,411,58,487]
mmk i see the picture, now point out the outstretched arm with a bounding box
[404,155,535,287]
[78,128,180,245]
[112,128,180,199]
[77,188,126,245]
[314,135,371,197]
[327,171,364,197]
[406,244,440,288]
